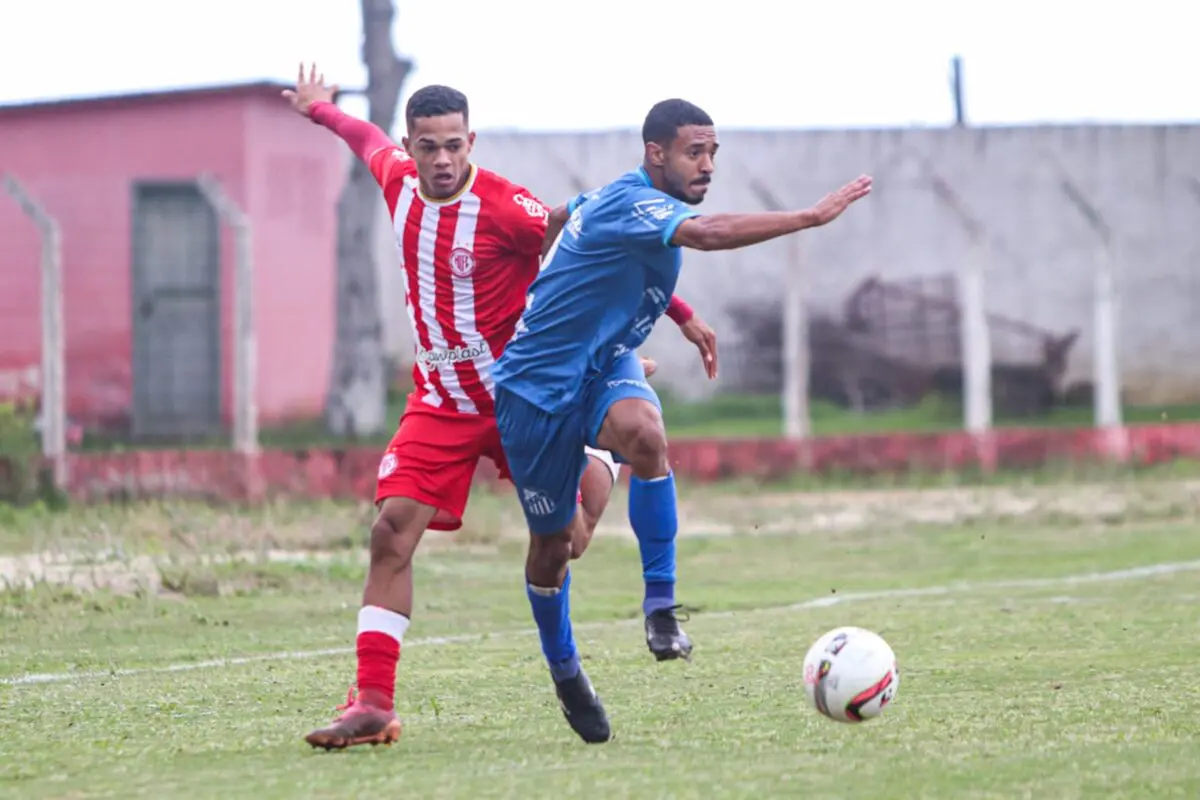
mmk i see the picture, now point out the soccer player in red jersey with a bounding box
[282,65,717,750]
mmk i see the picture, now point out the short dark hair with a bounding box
[406,84,469,127]
[642,99,713,146]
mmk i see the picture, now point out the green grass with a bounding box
[69,391,1200,451]
[658,393,1200,439]
[3,462,1199,557]
[2,487,1200,798]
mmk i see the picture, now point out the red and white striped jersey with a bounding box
[368,147,548,416]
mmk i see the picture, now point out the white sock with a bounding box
[357,605,411,643]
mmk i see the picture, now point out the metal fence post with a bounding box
[926,172,993,437]
[747,178,811,441]
[866,147,996,436]
[2,173,66,487]
[196,175,259,455]
[1057,172,1123,433]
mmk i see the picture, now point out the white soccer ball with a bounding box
[802,626,899,723]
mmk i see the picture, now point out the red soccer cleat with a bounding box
[305,687,402,751]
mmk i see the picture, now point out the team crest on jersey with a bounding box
[378,452,399,479]
[521,488,556,517]
[449,247,476,278]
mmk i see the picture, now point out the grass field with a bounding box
[3,478,1200,798]
[256,394,1200,446]
[67,392,1200,451]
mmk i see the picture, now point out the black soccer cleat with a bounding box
[554,668,611,744]
[645,604,694,662]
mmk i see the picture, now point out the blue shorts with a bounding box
[495,352,662,535]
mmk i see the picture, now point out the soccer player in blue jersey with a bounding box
[492,98,872,743]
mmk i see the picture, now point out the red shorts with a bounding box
[374,397,510,531]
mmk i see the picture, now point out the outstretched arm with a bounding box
[670,175,873,251]
[283,62,397,165]
[309,102,396,165]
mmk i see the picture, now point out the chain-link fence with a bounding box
[473,126,1200,445]
[5,121,1199,489]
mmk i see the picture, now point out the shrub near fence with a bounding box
[0,402,44,503]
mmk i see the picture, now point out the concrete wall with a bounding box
[372,124,1200,405]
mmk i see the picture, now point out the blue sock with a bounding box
[629,472,679,616]
[526,570,580,682]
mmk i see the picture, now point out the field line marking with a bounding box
[4,559,1198,688]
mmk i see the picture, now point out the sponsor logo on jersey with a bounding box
[417,343,490,366]
[513,193,549,220]
[632,197,676,225]
[605,378,650,391]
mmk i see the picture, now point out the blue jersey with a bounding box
[492,167,699,413]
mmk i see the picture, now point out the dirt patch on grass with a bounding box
[1,479,1196,595]
[0,500,374,557]
[633,478,1200,539]
[0,548,370,597]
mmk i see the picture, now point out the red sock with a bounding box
[356,632,400,710]
[355,606,410,711]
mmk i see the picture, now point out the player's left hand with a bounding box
[282,62,338,117]
[679,316,718,380]
[807,175,873,226]
[640,357,658,379]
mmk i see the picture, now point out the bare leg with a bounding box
[304,496,437,750]
[573,452,620,559]
[362,496,437,615]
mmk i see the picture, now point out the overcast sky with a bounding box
[1,0,1193,131]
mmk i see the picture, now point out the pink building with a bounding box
[0,82,344,438]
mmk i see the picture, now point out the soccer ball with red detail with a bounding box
[802,626,899,723]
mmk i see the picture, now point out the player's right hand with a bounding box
[807,175,873,226]
[282,62,338,117]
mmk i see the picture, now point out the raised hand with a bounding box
[808,175,873,226]
[282,62,338,117]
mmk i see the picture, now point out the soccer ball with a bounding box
[802,626,899,723]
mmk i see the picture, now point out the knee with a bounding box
[368,503,424,568]
[600,399,669,476]
[623,418,668,475]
